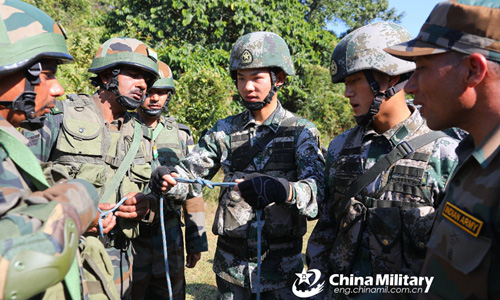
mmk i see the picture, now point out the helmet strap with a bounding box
[105,68,145,110]
[140,92,172,117]
[354,70,409,127]
[0,62,45,130]
[241,70,280,111]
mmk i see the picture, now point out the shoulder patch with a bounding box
[442,202,484,237]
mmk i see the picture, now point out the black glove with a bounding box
[149,166,177,196]
[238,173,290,210]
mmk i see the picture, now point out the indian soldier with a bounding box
[131,61,208,299]
[306,22,460,299]
[385,0,500,298]
[0,0,99,298]
[23,37,160,298]
[149,32,325,299]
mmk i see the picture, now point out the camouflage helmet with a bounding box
[88,37,159,79]
[152,61,175,92]
[0,0,73,75]
[330,22,415,83]
[229,31,295,79]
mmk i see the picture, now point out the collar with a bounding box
[465,122,500,169]
[0,116,28,144]
[241,100,285,133]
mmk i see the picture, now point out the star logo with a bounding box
[241,49,253,65]
[291,268,325,298]
[330,59,338,76]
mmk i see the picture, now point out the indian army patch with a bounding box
[153,144,158,159]
[241,49,253,65]
[442,202,483,237]
[330,58,338,76]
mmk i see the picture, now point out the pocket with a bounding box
[220,188,252,238]
[58,118,103,156]
[427,218,491,275]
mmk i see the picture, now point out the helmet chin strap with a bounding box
[140,92,173,117]
[354,70,409,127]
[240,70,280,111]
[105,68,146,110]
[0,62,45,131]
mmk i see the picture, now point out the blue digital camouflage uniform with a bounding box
[163,102,325,294]
[307,108,460,298]
[0,116,99,299]
[23,94,157,298]
[131,115,208,300]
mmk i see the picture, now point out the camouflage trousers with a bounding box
[132,214,185,300]
[103,234,133,299]
[216,276,301,300]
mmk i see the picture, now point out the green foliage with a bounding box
[297,64,355,145]
[26,0,109,95]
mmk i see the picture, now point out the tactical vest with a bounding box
[331,125,437,276]
[155,117,184,167]
[49,94,153,204]
[213,112,305,241]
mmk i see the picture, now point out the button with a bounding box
[382,239,389,246]
[418,242,425,249]
[343,222,347,228]
[79,128,84,133]
[14,261,24,271]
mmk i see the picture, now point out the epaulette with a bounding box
[178,123,192,136]
[50,100,64,115]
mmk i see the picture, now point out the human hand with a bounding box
[86,203,117,235]
[236,173,290,210]
[149,166,179,195]
[114,192,152,221]
[186,253,201,268]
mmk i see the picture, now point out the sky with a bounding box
[329,0,442,37]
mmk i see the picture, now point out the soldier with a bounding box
[306,22,460,298]
[385,1,500,298]
[149,32,325,299]
[23,37,160,298]
[0,0,99,299]
[131,61,208,299]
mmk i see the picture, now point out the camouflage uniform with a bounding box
[306,22,460,299]
[132,115,208,300]
[385,1,500,298]
[23,37,160,299]
[0,1,98,298]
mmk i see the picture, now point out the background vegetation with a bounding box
[27,0,402,144]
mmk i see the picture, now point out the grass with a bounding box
[184,174,318,299]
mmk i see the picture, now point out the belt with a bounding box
[217,236,302,262]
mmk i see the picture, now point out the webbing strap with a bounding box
[99,120,142,203]
[152,121,164,141]
[338,131,447,217]
[232,116,300,172]
[0,128,50,190]
[64,257,81,300]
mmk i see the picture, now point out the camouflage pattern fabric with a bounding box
[306,108,460,298]
[420,123,500,299]
[0,116,98,299]
[216,275,299,300]
[163,102,325,292]
[23,94,157,299]
[385,0,500,63]
[132,116,207,299]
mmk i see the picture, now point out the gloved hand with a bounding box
[238,173,290,210]
[149,166,177,196]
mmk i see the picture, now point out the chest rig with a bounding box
[154,117,184,167]
[50,94,152,203]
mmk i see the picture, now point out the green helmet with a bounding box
[152,61,175,91]
[330,22,415,84]
[229,31,295,79]
[89,37,159,79]
[0,0,73,75]
[141,61,175,117]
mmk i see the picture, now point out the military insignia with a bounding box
[147,48,158,62]
[153,144,158,159]
[330,59,338,76]
[241,49,253,65]
[442,202,483,237]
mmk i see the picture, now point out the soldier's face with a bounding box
[143,88,170,110]
[0,60,63,127]
[117,67,149,101]
[405,53,466,130]
[344,71,394,117]
[236,68,273,103]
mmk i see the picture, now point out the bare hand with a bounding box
[114,192,152,220]
[186,253,201,268]
[86,203,117,234]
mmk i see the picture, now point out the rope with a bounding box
[97,196,128,238]
[174,177,237,188]
[160,196,174,300]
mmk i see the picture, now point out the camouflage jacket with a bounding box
[164,102,325,291]
[307,108,460,286]
[421,122,500,299]
[0,116,98,299]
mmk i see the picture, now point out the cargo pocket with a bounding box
[366,207,404,273]
[58,118,103,156]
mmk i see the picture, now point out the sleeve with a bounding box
[285,119,326,219]
[182,195,208,254]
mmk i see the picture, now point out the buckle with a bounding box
[397,140,415,158]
